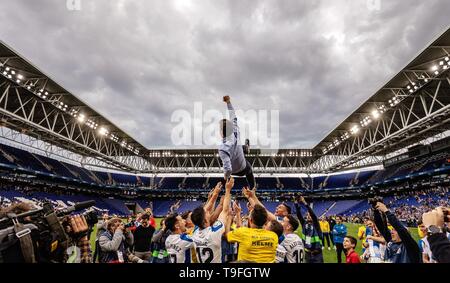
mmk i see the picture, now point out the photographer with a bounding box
[98,218,134,263]
[373,201,421,263]
[421,207,450,263]
[132,213,155,261]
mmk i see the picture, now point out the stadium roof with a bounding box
[312,27,450,171]
[0,40,149,171]
[0,40,147,153]
[0,26,449,174]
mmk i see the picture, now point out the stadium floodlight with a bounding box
[434,71,439,75]
[16,79,21,84]
[446,57,449,62]
[350,125,360,135]
[439,61,444,66]
[371,110,380,119]
[7,75,12,79]
[444,65,449,70]
[17,74,23,80]
[10,70,15,75]
[27,86,31,90]
[2,71,6,76]
[5,67,10,71]
[98,127,108,136]
[431,65,438,71]
[77,114,86,123]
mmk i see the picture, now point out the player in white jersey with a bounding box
[165,213,194,263]
[191,177,234,263]
[279,215,305,263]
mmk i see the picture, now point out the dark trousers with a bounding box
[233,160,256,189]
[322,233,331,248]
[305,250,324,263]
[335,243,344,263]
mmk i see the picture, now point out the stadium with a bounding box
[0,1,449,267]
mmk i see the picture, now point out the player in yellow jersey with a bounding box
[319,217,332,250]
[358,217,370,251]
[226,204,278,263]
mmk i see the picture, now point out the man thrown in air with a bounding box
[218,95,256,189]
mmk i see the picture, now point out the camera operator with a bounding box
[98,218,134,263]
[421,207,450,263]
[1,202,95,263]
[373,201,421,263]
[132,213,155,261]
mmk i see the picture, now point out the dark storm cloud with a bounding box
[0,0,449,149]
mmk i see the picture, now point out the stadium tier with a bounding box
[0,142,449,194]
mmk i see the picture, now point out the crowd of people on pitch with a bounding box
[2,179,450,263]
[88,179,449,263]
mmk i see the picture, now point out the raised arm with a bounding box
[301,197,323,239]
[384,210,421,263]
[373,206,391,243]
[294,201,305,228]
[223,96,238,130]
[204,182,222,214]
[210,196,225,224]
[233,200,242,228]
[218,177,234,224]
[243,187,276,221]
[422,207,450,263]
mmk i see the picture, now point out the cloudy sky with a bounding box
[1,0,449,149]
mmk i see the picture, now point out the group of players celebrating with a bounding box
[164,177,306,263]
[164,96,305,263]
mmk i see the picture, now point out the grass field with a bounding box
[90,219,420,263]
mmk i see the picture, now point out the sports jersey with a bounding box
[218,102,246,177]
[420,236,436,263]
[165,233,195,263]
[192,220,225,263]
[275,243,288,263]
[346,250,360,263]
[227,227,278,263]
[357,226,367,247]
[277,233,305,263]
[319,221,330,233]
[186,226,198,263]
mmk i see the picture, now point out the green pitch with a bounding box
[89,219,420,263]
